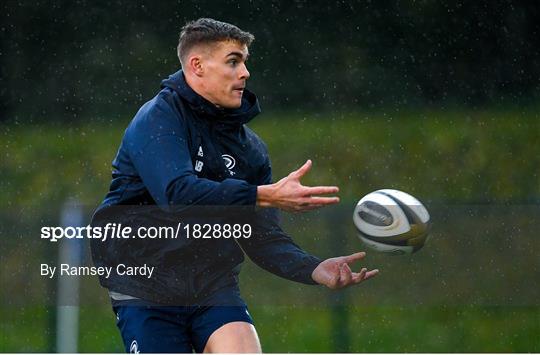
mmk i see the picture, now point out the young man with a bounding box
[91,18,379,353]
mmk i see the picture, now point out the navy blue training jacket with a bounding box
[90,70,322,304]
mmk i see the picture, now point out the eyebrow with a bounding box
[226,51,249,60]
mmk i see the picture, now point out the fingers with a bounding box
[352,268,367,282]
[292,159,312,179]
[305,186,339,195]
[343,251,366,264]
[279,160,340,213]
[305,196,340,205]
[363,269,379,280]
[337,264,379,288]
[339,263,353,286]
[321,260,379,289]
[352,268,379,283]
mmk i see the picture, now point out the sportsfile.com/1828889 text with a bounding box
[40,222,252,242]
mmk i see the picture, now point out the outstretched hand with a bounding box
[257,159,340,212]
[311,252,379,289]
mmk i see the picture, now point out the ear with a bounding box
[187,54,204,77]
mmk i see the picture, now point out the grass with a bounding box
[2,304,538,352]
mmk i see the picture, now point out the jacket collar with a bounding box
[161,70,261,126]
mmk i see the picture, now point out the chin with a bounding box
[224,100,242,109]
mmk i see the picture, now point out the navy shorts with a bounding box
[112,288,253,353]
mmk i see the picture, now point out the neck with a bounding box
[184,72,220,107]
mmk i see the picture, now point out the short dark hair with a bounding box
[177,18,254,66]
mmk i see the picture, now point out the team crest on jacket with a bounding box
[222,154,236,175]
[130,340,140,353]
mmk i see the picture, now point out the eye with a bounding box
[228,59,238,66]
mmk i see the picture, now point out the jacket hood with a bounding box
[161,70,261,125]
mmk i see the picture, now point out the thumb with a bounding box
[293,159,312,179]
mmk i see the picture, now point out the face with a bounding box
[198,40,250,109]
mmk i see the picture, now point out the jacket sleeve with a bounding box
[126,97,257,206]
[237,154,322,285]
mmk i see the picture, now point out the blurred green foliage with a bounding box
[2,1,540,121]
[2,109,539,208]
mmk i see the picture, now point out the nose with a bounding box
[239,63,250,80]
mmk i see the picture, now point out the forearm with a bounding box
[240,231,322,284]
[167,175,257,206]
[238,208,322,284]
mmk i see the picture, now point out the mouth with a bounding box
[232,85,245,94]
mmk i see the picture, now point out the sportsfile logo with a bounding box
[40,223,184,242]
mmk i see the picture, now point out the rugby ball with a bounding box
[353,189,431,255]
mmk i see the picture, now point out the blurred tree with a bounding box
[1,0,539,122]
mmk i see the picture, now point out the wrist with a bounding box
[256,184,275,208]
[310,261,323,285]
